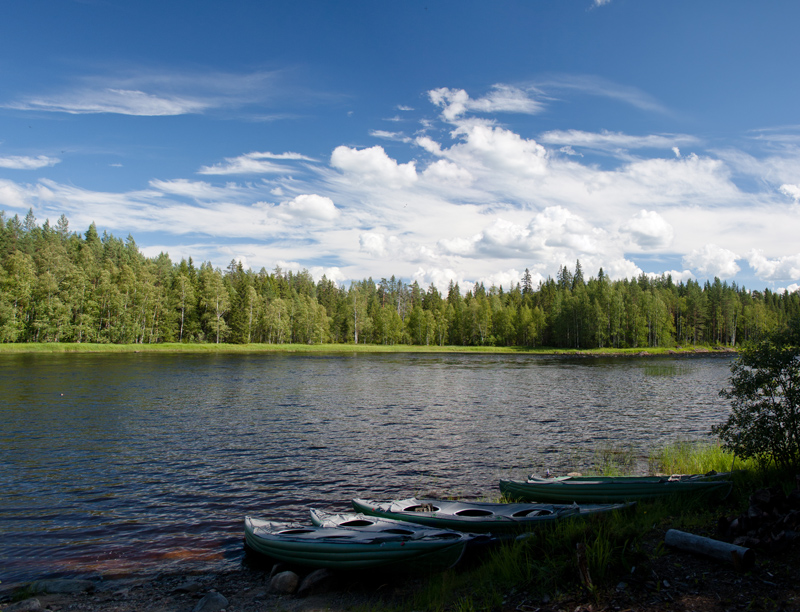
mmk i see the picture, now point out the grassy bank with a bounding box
[404,441,779,612]
[0,342,735,356]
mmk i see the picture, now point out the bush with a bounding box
[713,319,800,469]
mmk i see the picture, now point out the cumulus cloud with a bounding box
[0,179,29,208]
[0,155,61,170]
[683,244,741,278]
[429,85,544,121]
[448,122,548,176]
[747,250,800,281]
[780,184,800,203]
[620,210,674,250]
[438,207,603,261]
[422,160,473,184]
[198,151,314,175]
[330,145,417,188]
[646,269,695,283]
[276,194,338,221]
[359,232,406,258]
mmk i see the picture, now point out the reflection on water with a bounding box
[0,352,734,582]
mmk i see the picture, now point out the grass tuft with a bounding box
[402,441,792,611]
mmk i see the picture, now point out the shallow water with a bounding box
[0,352,734,582]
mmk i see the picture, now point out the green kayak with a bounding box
[244,516,469,572]
[351,497,632,534]
[500,473,733,504]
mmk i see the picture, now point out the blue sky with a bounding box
[2,0,800,293]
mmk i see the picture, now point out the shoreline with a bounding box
[0,342,738,356]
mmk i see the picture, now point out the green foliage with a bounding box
[648,439,744,475]
[713,320,800,469]
[593,444,637,476]
[1,213,799,347]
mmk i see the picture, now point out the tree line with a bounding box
[1,211,799,347]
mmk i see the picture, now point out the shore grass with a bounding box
[0,342,734,356]
[399,442,781,612]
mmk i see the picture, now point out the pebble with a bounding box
[2,598,42,612]
[191,592,229,612]
[297,569,334,596]
[269,571,300,594]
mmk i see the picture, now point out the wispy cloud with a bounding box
[198,151,316,175]
[10,88,208,116]
[539,129,699,152]
[5,69,287,116]
[0,154,60,169]
[538,74,670,115]
[369,130,412,143]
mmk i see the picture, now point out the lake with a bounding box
[0,352,734,583]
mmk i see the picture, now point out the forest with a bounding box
[1,210,799,348]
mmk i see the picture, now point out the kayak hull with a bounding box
[244,516,468,572]
[500,475,733,504]
[351,497,631,534]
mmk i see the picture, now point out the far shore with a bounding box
[0,342,737,356]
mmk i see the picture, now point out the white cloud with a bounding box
[429,85,544,121]
[276,194,338,221]
[448,122,548,176]
[0,155,61,170]
[538,129,698,151]
[438,207,605,262]
[438,235,478,256]
[198,151,314,175]
[605,258,643,281]
[422,160,473,184]
[645,269,695,283]
[330,145,417,188]
[359,232,389,257]
[780,184,800,203]
[620,210,674,250]
[0,179,29,208]
[747,250,800,281]
[149,179,236,200]
[369,130,411,143]
[415,136,444,156]
[683,244,741,278]
[6,69,288,117]
[14,88,208,116]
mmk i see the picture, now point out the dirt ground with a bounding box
[3,531,799,612]
[521,527,800,612]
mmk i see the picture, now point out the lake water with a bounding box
[0,352,734,583]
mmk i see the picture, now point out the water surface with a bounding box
[0,352,734,582]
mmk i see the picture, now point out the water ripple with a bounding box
[0,352,733,583]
